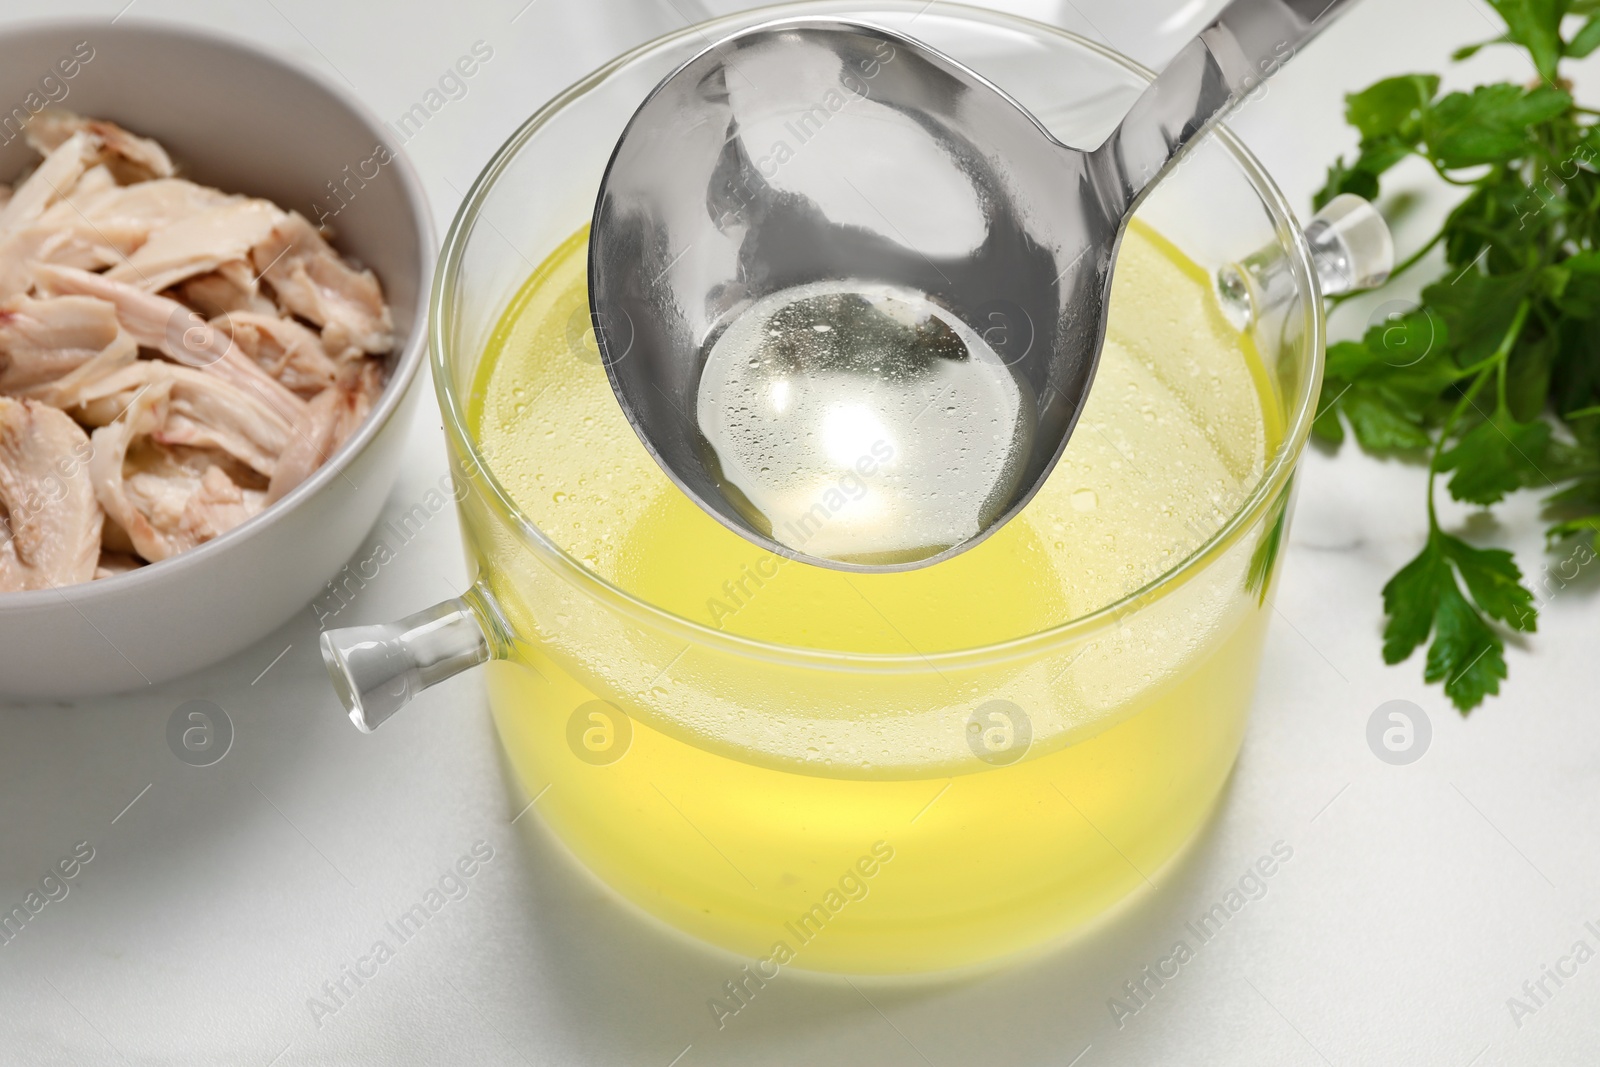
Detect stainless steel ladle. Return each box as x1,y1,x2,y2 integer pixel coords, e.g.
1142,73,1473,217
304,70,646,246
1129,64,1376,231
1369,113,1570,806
319,4,1396,731
590,0,1364,572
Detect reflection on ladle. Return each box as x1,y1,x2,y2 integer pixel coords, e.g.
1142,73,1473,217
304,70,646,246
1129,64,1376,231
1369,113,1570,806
696,280,1027,565
589,0,1362,572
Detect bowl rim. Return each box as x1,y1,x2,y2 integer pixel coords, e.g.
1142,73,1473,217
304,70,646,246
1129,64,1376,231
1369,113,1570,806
433,0,1325,672
0,16,436,610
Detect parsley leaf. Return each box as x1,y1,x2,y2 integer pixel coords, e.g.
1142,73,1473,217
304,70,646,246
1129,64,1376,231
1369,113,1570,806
1381,532,1531,711
1437,412,1551,504
1425,579,1509,709
1347,74,1440,141
1440,533,1538,631
1486,0,1568,83
1425,85,1572,170
1568,14,1600,57
1381,539,1447,665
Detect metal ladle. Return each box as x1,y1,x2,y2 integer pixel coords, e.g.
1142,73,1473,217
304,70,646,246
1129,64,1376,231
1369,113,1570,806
319,1,1396,731
590,0,1370,572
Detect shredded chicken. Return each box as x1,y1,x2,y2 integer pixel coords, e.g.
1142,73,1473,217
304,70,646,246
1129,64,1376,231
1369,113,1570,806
90,378,269,562
268,360,381,502
0,110,393,588
0,130,100,236
96,446,269,563
0,294,122,393
0,174,235,300
66,360,291,477
25,111,175,183
34,264,309,426
73,178,230,251
106,198,284,293
177,260,277,319
0,396,103,590
23,329,139,411
252,212,394,355
217,311,338,396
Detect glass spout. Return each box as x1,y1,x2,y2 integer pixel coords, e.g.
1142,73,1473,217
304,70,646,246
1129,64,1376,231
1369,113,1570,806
1217,193,1393,327
320,596,490,731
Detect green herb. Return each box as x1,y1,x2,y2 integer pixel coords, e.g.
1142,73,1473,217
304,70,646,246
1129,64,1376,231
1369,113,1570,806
1312,0,1600,711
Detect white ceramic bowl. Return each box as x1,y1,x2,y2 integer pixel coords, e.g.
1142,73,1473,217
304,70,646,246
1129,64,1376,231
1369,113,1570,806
0,20,433,699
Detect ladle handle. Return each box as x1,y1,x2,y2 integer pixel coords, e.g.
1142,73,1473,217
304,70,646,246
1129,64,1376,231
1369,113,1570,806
320,592,494,732
1096,0,1360,215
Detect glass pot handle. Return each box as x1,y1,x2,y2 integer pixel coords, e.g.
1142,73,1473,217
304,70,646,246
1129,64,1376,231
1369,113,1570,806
320,592,493,732
1217,193,1394,324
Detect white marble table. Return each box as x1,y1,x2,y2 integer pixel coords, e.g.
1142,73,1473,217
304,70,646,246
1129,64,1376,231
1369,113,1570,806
2,1,1596,1063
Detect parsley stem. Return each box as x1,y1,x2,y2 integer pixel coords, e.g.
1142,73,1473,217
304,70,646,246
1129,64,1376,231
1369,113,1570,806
1425,300,1529,527
1326,232,1446,309
1386,230,1445,285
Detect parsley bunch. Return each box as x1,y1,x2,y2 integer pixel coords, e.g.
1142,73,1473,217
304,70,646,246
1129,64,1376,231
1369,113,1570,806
1311,0,1600,710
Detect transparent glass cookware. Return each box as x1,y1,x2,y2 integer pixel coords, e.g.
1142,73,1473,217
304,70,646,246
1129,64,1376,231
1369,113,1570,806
320,2,1387,974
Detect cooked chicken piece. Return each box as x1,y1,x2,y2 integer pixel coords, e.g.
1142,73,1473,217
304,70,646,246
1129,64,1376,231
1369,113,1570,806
3,167,125,284
61,361,161,428
77,178,229,251
64,359,290,477
89,380,169,560
94,549,143,580
26,111,175,183
266,381,340,504
0,131,99,236
0,134,110,297
252,212,393,354
176,260,276,319
0,294,122,393
155,365,292,477
106,198,284,293
33,264,308,426
0,171,221,298
91,382,267,562
268,360,382,502
22,330,138,411
217,311,338,396
178,462,266,545
0,396,103,591
33,163,118,221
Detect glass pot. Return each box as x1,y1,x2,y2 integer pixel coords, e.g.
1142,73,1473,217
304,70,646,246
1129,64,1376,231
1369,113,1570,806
322,1,1388,974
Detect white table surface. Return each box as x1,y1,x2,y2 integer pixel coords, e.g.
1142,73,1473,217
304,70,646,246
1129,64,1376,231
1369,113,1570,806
2,1,1596,1064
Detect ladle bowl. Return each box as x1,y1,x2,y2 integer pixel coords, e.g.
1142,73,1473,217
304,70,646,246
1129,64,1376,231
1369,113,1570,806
589,1,1362,571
